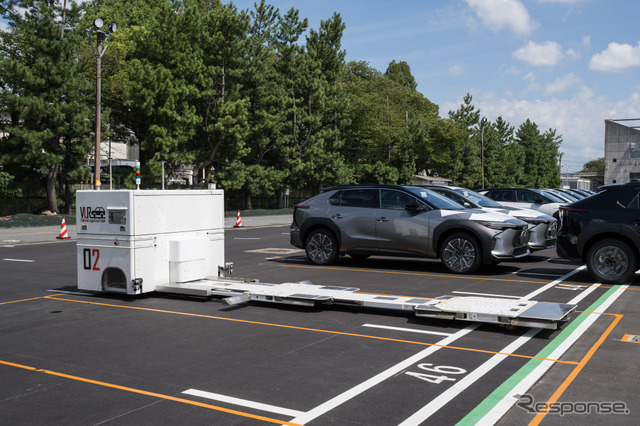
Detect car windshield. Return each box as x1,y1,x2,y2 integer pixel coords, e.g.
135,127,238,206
451,188,501,208
405,187,466,210
530,188,564,203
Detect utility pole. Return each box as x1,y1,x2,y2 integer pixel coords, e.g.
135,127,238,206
86,19,117,190
480,117,488,189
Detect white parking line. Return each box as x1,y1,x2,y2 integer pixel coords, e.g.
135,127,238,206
398,328,541,425
182,388,304,417
475,283,624,425
2,258,35,263
362,323,453,337
288,324,479,425
399,276,604,425
522,266,586,300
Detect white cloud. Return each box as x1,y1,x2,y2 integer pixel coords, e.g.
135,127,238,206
504,66,521,76
546,73,580,94
513,41,566,66
523,72,539,91
582,35,591,49
449,64,464,75
564,48,579,60
589,42,640,72
465,0,536,36
443,88,640,171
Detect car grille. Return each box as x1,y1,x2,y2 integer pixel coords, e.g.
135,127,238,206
513,245,529,256
513,229,530,247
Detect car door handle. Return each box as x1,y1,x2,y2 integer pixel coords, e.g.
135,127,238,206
377,217,389,222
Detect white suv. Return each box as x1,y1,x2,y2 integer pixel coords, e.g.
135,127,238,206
477,188,565,217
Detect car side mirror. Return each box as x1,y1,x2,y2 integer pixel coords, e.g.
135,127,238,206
534,198,545,204
405,204,426,212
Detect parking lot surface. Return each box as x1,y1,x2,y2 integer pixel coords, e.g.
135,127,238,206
1,220,639,425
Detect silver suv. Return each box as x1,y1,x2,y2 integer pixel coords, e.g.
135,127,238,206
423,185,557,251
290,185,530,274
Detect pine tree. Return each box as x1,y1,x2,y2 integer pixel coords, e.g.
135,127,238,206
0,0,93,213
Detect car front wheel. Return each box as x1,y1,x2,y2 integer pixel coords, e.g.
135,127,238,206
586,239,637,284
305,228,339,265
440,232,482,274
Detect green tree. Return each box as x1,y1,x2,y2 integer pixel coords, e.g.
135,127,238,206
343,60,437,184
581,157,604,173
515,119,562,187
0,171,20,198
384,60,417,91
447,93,481,187
0,0,93,213
110,0,250,186
484,116,522,187
304,12,351,189
221,0,288,207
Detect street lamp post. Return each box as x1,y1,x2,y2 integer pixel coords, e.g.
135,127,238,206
86,19,116,190
480,117,487,189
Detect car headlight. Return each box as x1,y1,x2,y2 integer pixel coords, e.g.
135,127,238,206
515,216,548,225
473,220,519,230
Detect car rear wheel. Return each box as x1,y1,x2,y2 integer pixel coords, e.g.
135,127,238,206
305,228,339,265
440,233,482,274
586,239,636,284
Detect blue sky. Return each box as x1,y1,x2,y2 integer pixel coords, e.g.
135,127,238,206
229,0,640,172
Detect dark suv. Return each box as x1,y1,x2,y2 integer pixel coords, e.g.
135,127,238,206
290,185,530,274
556,181,640,283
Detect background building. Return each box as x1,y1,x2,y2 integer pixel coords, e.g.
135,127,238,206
604,119,640,185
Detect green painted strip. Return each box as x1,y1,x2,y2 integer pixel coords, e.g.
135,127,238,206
457,285,621,425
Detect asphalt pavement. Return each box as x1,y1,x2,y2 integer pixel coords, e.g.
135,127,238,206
2,214,639,424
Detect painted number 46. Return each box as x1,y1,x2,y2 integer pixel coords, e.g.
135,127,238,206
406,363,466,384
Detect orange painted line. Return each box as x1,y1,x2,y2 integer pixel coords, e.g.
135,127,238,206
48,296,576,364
0,296,49,305
0,360,301,425
529,313,623,425
0,359,38,370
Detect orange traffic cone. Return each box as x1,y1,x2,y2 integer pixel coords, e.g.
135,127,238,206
56,217,70,240
234,210,244,228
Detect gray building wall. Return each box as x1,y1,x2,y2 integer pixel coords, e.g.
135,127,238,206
604,119,640,185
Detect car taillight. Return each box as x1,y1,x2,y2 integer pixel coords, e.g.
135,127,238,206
293,204,310,209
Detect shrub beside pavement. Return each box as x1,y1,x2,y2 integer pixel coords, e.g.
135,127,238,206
0,213,76,229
